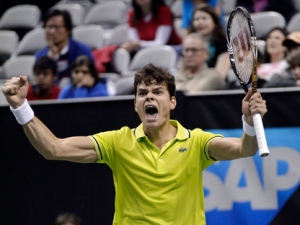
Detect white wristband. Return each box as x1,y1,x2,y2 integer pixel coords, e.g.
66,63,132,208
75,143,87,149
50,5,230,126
10,99,34,125
242,115,256,136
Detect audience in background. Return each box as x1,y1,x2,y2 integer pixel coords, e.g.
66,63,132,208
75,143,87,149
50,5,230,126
55,212,82,225
58,56,116,99
257,27,289,85
282,31,300,54
181,0,225,37
263,46,300,88
175,32,224,92
188,4,230,80
235,0,296,23
120,0,181,58
35,9,94,87
27,56,61,101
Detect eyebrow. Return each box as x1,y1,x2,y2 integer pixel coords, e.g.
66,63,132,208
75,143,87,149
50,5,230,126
137,86,164,92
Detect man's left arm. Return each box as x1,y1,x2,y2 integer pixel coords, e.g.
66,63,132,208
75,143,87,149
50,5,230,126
208,88,267,160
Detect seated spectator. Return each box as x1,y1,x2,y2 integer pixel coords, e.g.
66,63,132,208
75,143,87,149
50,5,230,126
58,56,116,99
175,33,224,92
282,31,300,54
120,0,181,58
188,4,230,80
27,56,61,101
181,0,225,37
263,46,300,88
35,9,94,87
235,0,296,23
55,212,82,225
257,27,289,83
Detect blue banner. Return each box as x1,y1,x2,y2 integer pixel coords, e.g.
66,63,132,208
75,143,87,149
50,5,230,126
204,127,300,225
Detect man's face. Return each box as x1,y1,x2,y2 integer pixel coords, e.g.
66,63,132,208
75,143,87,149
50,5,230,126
34,69,56,91
182,37,208,70
134,82,176,130
45,15,69,46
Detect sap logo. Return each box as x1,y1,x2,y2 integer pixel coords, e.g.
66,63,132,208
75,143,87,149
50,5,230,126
203,147,300,211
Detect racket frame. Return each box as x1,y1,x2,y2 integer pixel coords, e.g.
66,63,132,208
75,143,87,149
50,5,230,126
226,6,270,157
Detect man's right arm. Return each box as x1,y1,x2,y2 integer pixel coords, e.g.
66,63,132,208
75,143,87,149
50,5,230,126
1,76,98,163
23,117,97,163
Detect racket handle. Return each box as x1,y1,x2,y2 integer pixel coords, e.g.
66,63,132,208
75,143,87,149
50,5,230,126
253,113,270,157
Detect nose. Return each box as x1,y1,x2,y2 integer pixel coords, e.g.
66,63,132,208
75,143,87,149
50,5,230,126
146,92,154,101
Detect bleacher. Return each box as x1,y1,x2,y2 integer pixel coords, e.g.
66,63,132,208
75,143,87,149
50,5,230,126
0,0,299,102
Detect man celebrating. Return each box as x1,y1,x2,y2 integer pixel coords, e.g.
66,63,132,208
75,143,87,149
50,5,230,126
1,64,267,224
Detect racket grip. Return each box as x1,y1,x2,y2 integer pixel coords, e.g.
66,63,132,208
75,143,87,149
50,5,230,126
253,113,270,157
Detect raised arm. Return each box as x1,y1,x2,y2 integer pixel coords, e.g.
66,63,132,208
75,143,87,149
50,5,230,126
1,76,97,163
208,88,267,160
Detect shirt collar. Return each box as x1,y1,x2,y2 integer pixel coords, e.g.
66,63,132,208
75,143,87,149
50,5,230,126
135,120,190,141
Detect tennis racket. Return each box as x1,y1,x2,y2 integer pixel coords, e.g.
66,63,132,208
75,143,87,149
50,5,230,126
226,6,269,157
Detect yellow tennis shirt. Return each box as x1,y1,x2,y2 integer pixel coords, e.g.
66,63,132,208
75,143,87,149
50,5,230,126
89,120,223,225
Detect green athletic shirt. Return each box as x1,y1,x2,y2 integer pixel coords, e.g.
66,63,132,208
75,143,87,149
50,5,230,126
89,120,223,225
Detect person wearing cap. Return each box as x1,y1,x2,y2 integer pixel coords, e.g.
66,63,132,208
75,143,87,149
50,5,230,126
263,46,300,88
282,31,300,53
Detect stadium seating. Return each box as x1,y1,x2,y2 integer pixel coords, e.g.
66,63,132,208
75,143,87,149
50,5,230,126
287,12,300,33
2,55,35,81
0,5,41,40
73,25,104,50
0,30,19,66
15,28,46,56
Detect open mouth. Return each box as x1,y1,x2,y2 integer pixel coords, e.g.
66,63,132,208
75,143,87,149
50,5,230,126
145,105,158,119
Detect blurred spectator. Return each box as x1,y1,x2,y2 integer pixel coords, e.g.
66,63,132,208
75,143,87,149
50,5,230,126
35,9,94,87
58,56,116,99
263,46,300,88
55,212,82,225
235,0,296,23
282,31,300,54
188,4,230,80
175,32,224,92
181,0,225,37
120,0,181,58
27,56,61,101
257,27,289,84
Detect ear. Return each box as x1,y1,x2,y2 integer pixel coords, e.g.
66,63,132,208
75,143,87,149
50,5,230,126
170,96,177,110
134,99,137,112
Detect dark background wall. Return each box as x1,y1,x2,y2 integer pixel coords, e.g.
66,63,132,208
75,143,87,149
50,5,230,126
1,88,300,225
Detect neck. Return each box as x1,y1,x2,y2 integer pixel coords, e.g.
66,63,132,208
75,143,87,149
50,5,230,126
141,4,151,17
56,39,69,52
270,52,285,63
187,64,204,75
36,87,51,96
144,122,177,150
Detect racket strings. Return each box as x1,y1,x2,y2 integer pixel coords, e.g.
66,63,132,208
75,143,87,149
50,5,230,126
229,12,253,84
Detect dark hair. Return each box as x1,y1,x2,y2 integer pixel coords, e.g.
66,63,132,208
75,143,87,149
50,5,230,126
44,9,73,36
132,0,166,24
188,4,225,42
286,46,300,68
262,27,289,63
134,63,176,98
71,55,102,84
55,212,82,225
33,56,57,75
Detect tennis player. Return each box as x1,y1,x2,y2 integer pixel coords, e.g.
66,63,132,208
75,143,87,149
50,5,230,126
1,63,267,224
